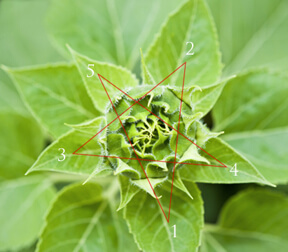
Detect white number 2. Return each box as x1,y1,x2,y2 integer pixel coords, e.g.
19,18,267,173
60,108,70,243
186,42,194,55
87,64,94,77
172,225,176,238
230,163,238,176
58,148,66,162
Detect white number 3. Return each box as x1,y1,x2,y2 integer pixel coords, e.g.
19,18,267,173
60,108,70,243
58,148,66,162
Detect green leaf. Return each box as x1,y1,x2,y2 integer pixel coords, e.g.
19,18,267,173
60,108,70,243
124,180,203,252
201,225,288,252
213,70,288,133
47,0,187,69
37,182,138,252
207,0,288,75
131,176,168,198
179,137,273,186
70,49,139,113
170,78,227,117
4,63,100,138
0,176,56,251
0,111,44,180
26,117,111,177
223,128,288,184
141,49,156,85
0,80,27,114
0,0,62,68
201,189,288,251
218,189,288,239
145,0,222,88
117,175,140,211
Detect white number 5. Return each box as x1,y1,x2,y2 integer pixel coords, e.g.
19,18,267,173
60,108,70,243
87,64,94,77
186,42,194,55
58,148,65,162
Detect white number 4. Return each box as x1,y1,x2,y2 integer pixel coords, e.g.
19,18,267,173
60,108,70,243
230,163,238,176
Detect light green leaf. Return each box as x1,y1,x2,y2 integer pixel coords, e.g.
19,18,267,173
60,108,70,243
201,225,288,252
170,78,226,117
131,176,168,198
70,49,139,113
179,144,210,164
223,128,288,184
141,49,156,85
26,117,111,177
124,180,204,252
0,0,62,69
117,175,140,211
213,70,288,133
207,0,288,75
179,137,273,186
145,0,222,87
0,111,44,180
172,172,193,200
0,80,27,114
0,176,56,251
4,63,100,138
37,182,138,252
47,0,186,69
201,189,288,251
219,189,288,239
114,159,140,179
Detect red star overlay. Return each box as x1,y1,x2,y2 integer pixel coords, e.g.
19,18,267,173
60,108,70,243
73,62,226,222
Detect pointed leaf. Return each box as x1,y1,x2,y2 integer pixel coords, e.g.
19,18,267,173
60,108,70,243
71,49,138,113
145,0,222,87
124,180,204,252
4,64,100,138
27,117,111,177
131,177,168,198
223,128,288,184
213,70,288,133
180,137,273,186
118,175,140,211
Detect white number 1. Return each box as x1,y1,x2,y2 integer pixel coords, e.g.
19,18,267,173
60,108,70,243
172,225,176,238
230,163,238,176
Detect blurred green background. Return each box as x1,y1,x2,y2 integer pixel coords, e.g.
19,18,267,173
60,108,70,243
0,1,288,249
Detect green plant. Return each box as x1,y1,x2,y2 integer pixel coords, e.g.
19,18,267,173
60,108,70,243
1,0,288,251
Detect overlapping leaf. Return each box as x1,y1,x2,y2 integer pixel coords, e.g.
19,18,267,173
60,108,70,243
145,0,222,87
47,0,187,69
71,49,139,113
26,117,112,178
207,0,288,75
4,63,100,138
0,176,56,251
201,189,288,251
124,180,203,252
0,112,44,180
37,182,138,252
179,137,273,186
